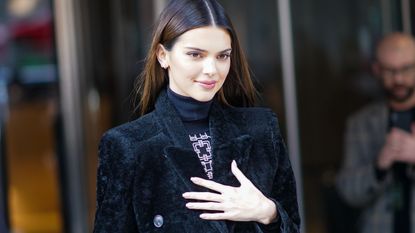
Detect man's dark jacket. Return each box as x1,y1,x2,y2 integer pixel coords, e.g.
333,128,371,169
93,90,300,233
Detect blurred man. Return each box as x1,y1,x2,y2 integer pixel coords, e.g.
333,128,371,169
336,32,415,233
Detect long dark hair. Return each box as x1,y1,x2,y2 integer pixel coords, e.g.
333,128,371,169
135,0,257,116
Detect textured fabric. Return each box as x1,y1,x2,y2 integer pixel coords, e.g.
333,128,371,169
336,102,415,233
93,89,300,233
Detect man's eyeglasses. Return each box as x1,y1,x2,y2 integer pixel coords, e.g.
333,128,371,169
379,63,415,78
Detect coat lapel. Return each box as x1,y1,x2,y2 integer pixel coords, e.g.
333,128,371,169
162,146,207,190
209,101,253,186
154,90,192,150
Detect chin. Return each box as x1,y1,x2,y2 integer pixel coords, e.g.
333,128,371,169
192,93,215,102
391,94,411,103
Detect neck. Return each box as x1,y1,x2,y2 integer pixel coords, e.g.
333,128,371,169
167,87,213,121
389,93,415,111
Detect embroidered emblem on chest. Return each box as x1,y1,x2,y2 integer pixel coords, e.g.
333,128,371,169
189,133,213,179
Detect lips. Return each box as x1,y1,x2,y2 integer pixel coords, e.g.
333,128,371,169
196,80,217,89
393,86,408,94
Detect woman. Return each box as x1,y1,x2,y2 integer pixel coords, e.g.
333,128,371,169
93,0,300,232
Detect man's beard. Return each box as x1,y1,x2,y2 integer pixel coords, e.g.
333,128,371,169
385,84,415,102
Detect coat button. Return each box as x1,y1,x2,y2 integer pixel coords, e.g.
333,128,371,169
153,215,164,228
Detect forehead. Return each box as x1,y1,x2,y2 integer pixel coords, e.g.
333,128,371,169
174,26,231,51
378,38,415,66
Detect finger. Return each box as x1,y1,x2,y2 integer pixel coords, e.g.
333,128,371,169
386,132,403,149
386,132,396,143
190,177,228,193
388,140,400,150
186,202,224,211
393,128,411,138
412,123,415,138
390,127,406,133
199,212,230,220
389,128,401,141
182,192,223,202
394,155,411,164
231,160,250,185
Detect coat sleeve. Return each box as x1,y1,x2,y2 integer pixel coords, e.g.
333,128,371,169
336,115,391,207
259,113,301,233
93,132,139,233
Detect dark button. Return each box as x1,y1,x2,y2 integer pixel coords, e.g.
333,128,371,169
153,215,163,228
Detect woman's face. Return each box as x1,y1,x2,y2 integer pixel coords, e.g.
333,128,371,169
158,26,232,102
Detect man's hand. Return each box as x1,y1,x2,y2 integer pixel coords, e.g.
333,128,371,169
377,124,415,170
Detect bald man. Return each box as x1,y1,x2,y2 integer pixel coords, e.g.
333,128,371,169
336,32,415,233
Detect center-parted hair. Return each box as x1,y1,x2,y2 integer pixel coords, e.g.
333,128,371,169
135,0,257,116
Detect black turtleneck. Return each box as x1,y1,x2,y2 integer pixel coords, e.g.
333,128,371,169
167,87,214,180
167,87,213,121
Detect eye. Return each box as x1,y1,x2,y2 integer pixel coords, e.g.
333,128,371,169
217,53,231,61
402,64,415,73
187,52,203,59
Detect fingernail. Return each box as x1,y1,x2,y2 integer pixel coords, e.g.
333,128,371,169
182,193,188,197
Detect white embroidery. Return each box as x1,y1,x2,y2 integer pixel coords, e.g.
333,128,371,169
190,133,213,179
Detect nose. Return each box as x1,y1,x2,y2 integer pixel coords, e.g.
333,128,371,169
203,58,217,77
392,72,405,84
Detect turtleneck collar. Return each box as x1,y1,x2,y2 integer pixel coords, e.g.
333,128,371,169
167,87,213,122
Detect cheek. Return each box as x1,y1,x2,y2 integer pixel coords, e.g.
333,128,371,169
382,78,393,88
185,64,203,78
218,62,231,80
170,57,201,80
407,78,415,85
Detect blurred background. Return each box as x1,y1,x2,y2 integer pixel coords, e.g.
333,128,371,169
0,0,413,232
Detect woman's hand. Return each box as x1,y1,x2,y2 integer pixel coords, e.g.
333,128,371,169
182,160,277,224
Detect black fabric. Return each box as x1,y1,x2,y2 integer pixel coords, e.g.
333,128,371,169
93,89,300,233
167,87,213,121
374,166,388,181
392,163,410,233
388,108,415,233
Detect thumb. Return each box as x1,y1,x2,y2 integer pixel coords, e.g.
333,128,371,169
231,160,250,185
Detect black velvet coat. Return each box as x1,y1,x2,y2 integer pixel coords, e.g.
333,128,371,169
93,90,300,233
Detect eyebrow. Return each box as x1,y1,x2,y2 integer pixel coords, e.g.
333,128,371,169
184,47,232,53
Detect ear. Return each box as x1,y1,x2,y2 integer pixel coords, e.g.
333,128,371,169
157,44,169,69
